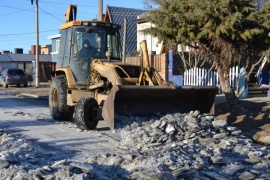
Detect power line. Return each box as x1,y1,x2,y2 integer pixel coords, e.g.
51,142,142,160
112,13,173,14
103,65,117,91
0,1,98,23
0,30,58,37
0,10,22,16
39,0,98,8
39,6,63,22
0,4,34,12
0,37,50,40
38,0,98,18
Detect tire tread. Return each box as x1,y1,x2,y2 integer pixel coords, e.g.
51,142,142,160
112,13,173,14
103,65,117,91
49,75,74,121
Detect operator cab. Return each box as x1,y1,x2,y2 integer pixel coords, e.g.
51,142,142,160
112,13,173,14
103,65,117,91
73,24,121,60
58,21,122,83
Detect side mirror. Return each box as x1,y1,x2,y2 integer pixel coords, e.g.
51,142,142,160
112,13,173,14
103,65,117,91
106,51,112,62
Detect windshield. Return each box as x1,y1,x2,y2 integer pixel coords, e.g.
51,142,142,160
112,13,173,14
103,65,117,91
73,27,121,60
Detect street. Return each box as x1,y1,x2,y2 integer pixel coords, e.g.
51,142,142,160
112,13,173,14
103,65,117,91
1,87,270,179
0,90,122,161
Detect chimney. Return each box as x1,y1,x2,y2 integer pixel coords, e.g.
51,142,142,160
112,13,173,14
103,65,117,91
14,48,23,54
2,50,10,54
31,45,41,54
31,45,35,54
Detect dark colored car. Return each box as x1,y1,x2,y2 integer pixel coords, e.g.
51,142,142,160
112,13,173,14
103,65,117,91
0,68,28,88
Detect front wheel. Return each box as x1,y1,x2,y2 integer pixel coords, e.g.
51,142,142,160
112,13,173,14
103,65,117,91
49,75,74,121
75,97,99,130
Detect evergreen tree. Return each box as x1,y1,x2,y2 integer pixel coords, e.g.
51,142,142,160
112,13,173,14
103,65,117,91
143,0,270,111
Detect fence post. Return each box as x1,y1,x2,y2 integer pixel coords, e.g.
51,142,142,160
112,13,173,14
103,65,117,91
267,70,270,97
229,67,232,88
188,69,190,85
210,71,213,86
187,69,190,86
196,68,198,86
198,67,200,86
184,70,186,85
236,66,239,89
203,69,206,86
192,68,194,86
183,66,237,95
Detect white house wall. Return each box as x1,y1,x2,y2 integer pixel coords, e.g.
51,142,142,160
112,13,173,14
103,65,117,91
48,34,61,62
137,22,162,55
137,22,192,55
17,62,33,74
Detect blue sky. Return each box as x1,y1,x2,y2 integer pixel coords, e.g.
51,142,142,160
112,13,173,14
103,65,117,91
0,0,149,54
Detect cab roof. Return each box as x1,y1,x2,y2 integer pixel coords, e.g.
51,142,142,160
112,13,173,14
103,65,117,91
60,20,121,30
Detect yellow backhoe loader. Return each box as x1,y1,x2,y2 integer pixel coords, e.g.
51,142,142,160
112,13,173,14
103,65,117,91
49,5,218,130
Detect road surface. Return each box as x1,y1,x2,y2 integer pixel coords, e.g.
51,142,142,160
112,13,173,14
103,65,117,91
0,90,122,162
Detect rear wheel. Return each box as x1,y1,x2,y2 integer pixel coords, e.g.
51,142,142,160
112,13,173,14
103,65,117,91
16,84,20,87
49,75,74,121
24,83,27,87
75,97,99,130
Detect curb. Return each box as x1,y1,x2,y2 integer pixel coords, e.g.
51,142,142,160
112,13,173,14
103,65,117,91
20,93,40,98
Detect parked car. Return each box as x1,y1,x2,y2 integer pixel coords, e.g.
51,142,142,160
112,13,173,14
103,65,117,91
0,68,28,88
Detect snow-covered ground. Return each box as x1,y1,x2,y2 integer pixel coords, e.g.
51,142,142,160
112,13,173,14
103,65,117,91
0,90,270,179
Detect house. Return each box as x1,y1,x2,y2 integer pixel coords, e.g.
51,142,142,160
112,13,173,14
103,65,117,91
135,11,194,55
41,45,52,55
0,53,55,82
47,6,146,59
104,6,146,56
0,45,55,82
30,45,52,55
135,12,164,55
47,34,61,62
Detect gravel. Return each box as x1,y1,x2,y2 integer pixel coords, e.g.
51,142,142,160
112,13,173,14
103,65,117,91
1,110,270,179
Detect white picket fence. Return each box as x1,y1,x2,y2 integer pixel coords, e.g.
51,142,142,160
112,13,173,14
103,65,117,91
184,66,240,93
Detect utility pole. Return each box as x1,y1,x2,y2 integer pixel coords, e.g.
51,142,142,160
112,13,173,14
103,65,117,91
31,0,39,88
122,17,127,63
98,0,103,21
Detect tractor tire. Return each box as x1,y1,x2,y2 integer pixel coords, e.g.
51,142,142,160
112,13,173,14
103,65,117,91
75,97,99,130
49,75,74,121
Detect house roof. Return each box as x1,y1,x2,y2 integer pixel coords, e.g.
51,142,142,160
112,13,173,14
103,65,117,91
0,55,10,62
47,34,61,40
135,11,149,23
0,54,52,62
104,6,146,56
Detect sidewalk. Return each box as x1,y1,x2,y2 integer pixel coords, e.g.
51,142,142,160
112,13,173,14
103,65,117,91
0,82,50,99
215,93,270,105
1,83,269,105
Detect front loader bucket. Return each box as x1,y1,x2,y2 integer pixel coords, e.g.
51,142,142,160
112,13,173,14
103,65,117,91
102,85,219,129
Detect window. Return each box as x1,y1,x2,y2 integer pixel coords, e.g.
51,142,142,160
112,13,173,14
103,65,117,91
73,27,121,59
